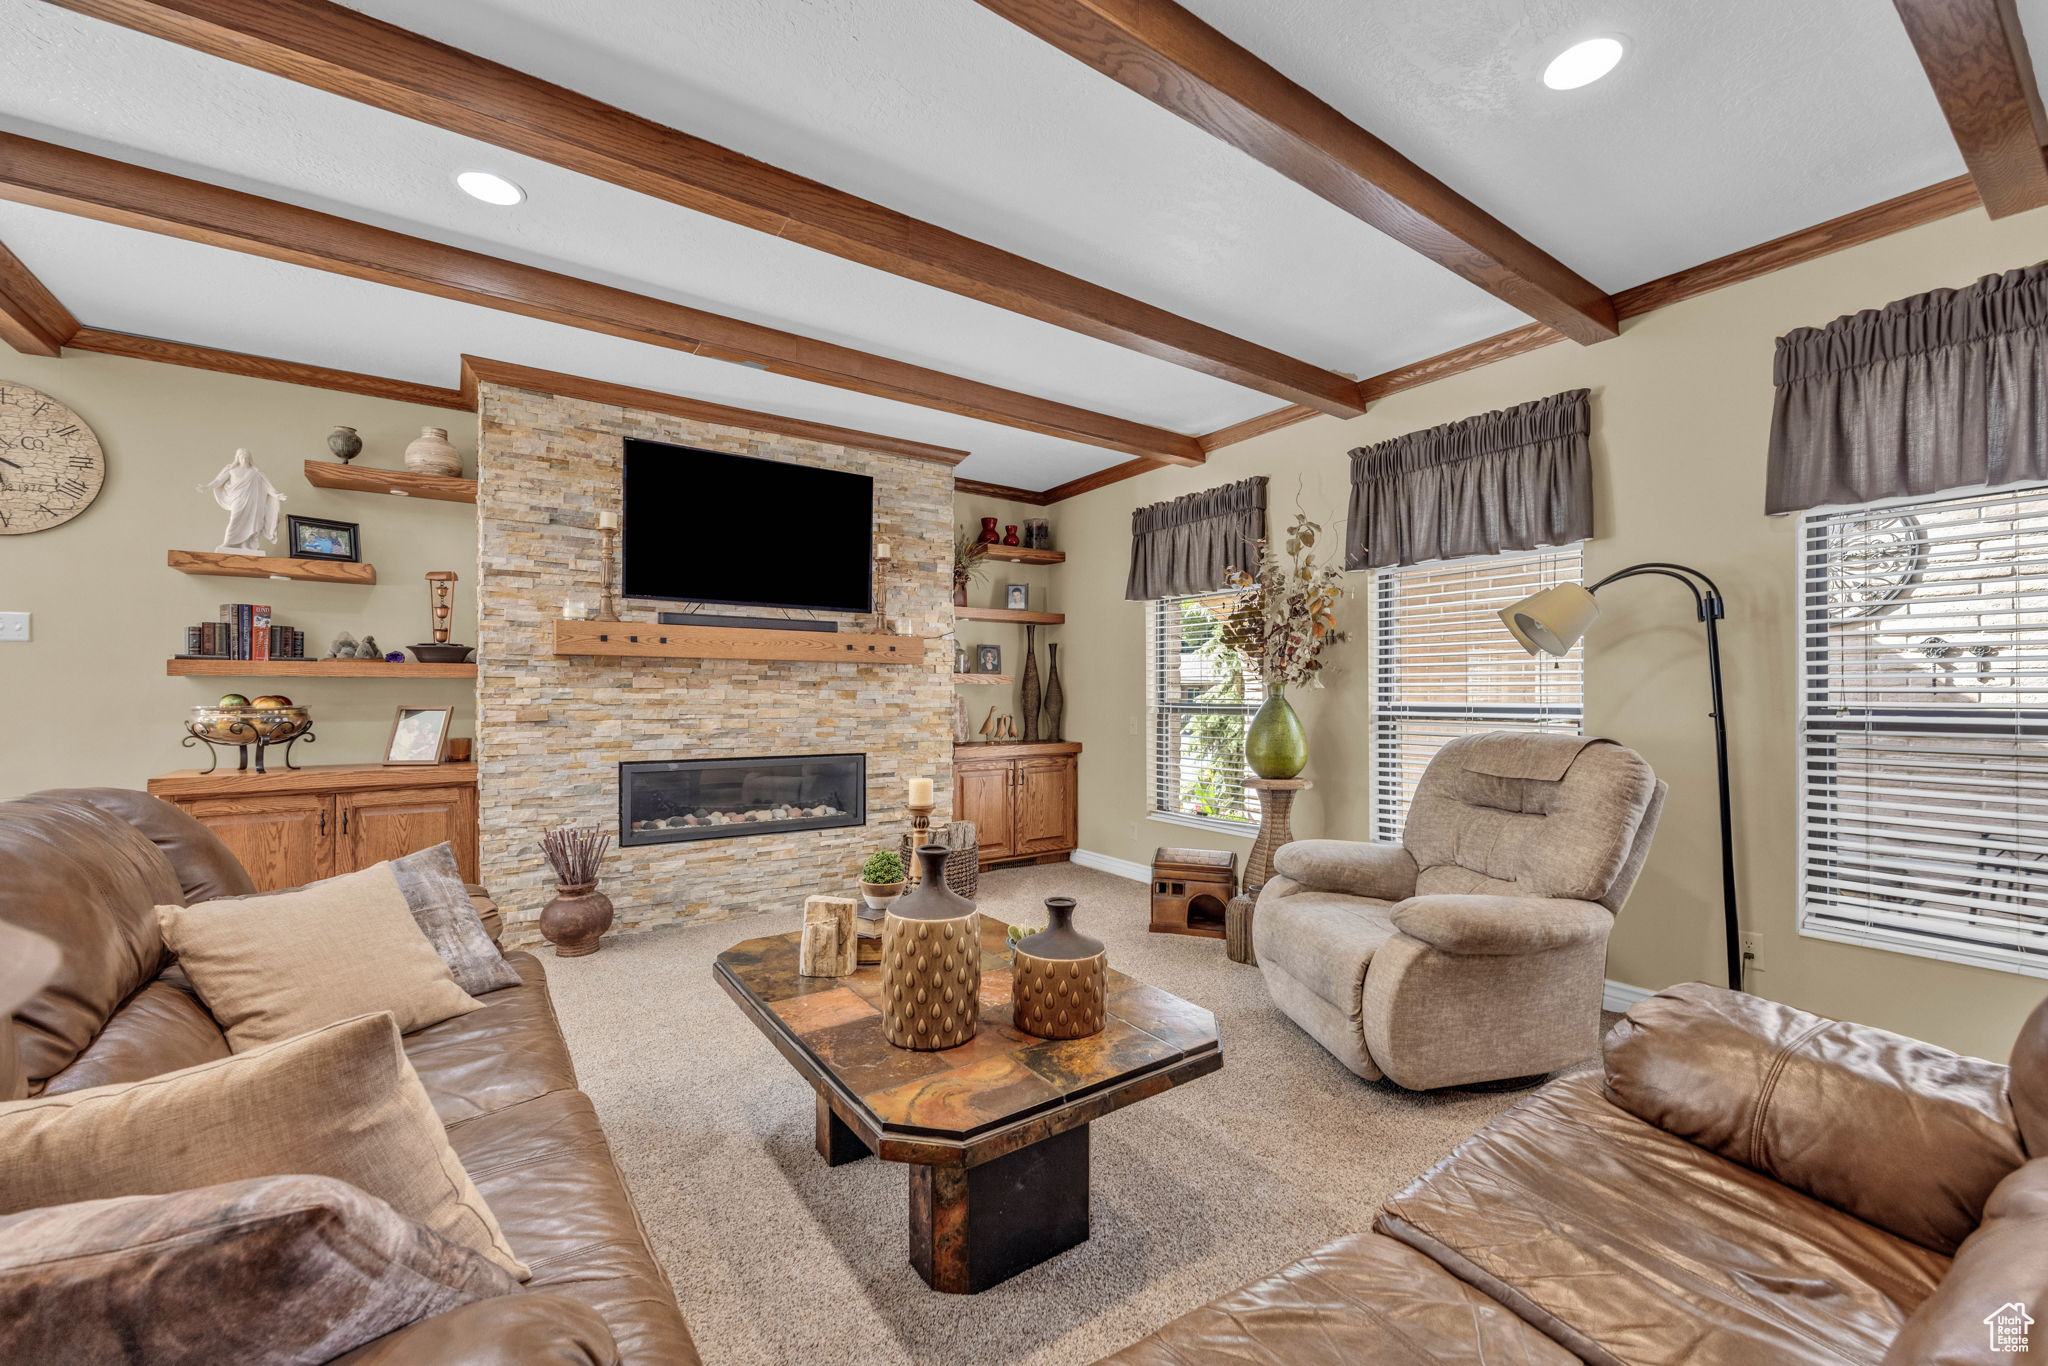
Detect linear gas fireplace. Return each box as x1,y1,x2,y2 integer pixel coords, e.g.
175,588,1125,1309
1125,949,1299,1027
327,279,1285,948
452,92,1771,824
620,754,865,846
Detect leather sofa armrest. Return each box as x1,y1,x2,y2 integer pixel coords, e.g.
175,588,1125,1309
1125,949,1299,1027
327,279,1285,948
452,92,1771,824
1604,982,2024,1255
1390,895,1610,956
464,884,504,948
323,1295,620,1366
1272,840,1417,901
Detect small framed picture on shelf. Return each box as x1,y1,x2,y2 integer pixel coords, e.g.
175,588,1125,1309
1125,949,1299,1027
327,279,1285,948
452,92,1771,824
1004,583,1029,611
287,515,360,562
383,705,454,766
976,644,1002,674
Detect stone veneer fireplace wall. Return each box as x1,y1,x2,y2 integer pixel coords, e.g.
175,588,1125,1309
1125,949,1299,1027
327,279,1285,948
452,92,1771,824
473,379,954,946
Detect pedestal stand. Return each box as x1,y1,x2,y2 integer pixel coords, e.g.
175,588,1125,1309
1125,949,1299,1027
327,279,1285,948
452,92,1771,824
1226,777,1311,965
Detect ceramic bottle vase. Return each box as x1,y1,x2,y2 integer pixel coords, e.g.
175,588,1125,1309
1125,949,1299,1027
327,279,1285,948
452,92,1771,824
326,425,362,464
1011,897,1106,1040
1246,684,1308,779
404,426,462,477
1019,624,1042,743
540,881,613,957
977,517,1001,545
880,845,982,1050
1041,643,1065,741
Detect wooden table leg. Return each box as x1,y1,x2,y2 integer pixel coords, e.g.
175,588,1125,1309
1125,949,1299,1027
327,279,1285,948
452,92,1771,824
816,1091,870,1166
908,1124,1090,1293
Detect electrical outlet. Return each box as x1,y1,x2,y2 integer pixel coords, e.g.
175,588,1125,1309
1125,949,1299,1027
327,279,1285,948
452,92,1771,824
1741,930,1764,976
0,612,28,642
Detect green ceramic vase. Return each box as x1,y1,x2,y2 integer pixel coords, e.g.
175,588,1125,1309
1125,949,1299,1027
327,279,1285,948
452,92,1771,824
1245,688,1307,779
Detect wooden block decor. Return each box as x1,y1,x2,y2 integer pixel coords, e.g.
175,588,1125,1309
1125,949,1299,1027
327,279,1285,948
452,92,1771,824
799,895,860,977
880,911,981,1050
1150,847,1237,939
1011,949,1107,1040
1225,895,1258,966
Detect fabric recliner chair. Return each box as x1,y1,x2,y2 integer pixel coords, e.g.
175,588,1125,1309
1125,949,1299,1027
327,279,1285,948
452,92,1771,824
1253,731,1665,1089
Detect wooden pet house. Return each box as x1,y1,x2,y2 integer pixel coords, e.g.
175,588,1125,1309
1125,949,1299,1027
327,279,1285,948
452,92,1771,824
1151,847,1237,939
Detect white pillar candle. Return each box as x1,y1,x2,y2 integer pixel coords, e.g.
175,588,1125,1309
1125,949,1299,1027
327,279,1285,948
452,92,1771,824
597,510,619,531
908,776,934,807
875,541,892,559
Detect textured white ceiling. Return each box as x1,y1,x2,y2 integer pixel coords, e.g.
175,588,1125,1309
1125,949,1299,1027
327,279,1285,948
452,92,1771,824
0,0,2013,489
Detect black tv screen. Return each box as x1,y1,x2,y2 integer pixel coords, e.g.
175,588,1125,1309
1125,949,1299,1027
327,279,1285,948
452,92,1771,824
620,439,873,613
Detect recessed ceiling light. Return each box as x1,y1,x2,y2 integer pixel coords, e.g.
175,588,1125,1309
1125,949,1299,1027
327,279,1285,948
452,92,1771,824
455,170,525,206
1542,37,1625,91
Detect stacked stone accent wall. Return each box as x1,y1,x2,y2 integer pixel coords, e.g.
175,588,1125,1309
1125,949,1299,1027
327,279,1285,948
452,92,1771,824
475,381,954,946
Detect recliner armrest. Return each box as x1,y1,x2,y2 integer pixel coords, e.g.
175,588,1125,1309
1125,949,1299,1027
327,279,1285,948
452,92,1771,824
1390,895,1611,956
324,1294,621,1366
1272,840,1417,901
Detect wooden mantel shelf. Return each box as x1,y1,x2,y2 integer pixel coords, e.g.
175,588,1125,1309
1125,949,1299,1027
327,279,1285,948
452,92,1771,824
304,460,478,504
169,549,376,585
147,761,478,799
552,619,925,665
167,658,476,678
955,606,1064,625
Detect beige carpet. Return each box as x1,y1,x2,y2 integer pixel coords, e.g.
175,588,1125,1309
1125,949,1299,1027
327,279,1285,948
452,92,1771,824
541,863,1550,1365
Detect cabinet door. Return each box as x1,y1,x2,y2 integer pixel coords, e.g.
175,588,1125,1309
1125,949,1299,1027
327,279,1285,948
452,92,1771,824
955,760,1016,862
175,794,332,892
338,785,477,878
1014,756,1077,855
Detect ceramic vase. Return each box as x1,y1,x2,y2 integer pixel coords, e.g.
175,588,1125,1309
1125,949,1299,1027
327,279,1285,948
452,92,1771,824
880,845,981,1050
540,881,613,957
953,580,969,606
404,426,462,477
1041,643,1065,741
1011,897,1106,1040
326,425,362,464
1003,525,1020,545
1020,624,1042,743
978,517,1000,545
1246,686,1308,778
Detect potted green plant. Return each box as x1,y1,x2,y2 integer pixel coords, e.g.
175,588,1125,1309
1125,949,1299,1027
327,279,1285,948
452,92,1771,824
1005,922,1039,955
858,847,908,911
1220,511,1349,779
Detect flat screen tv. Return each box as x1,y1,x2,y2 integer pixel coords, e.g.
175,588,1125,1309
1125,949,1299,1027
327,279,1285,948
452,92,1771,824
620,439,873,613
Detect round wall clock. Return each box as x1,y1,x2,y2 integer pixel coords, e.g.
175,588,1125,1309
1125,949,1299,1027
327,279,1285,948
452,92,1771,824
0,382,105,534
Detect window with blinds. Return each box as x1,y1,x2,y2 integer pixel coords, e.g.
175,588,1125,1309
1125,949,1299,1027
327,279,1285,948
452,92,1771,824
1799,486,2048,975
1150,591,1263,829
1372,546,1585,840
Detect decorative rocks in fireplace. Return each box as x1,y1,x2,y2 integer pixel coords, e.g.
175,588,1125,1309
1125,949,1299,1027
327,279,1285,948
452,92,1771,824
620,754,864,846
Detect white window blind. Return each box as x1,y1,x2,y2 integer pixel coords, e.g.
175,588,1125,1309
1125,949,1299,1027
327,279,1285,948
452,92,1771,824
1150,592,1263,828
1799,486,2048,975
1372,546,1585,840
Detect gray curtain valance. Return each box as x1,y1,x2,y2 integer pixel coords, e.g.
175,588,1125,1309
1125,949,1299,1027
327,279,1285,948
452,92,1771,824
1124,476,1267,600
1767,261,2048,515
1344,389,1592,570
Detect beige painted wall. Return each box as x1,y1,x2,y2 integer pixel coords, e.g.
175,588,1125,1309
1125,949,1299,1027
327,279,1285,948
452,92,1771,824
1049,201,2048,1060
952,490,1062,739
1,351,476,796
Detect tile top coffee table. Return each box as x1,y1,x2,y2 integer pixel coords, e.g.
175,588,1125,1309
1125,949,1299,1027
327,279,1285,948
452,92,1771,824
714,914,1222,1293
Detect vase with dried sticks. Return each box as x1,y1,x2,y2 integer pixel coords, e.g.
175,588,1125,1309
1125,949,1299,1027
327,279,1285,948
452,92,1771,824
539,825,614,957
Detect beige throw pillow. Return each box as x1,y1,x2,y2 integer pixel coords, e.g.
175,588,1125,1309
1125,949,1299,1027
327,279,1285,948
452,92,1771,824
159,863,481,1050
0,1012,527,1279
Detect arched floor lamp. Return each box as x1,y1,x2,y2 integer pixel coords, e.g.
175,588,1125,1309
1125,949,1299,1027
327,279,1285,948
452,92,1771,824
1498,563,1742,990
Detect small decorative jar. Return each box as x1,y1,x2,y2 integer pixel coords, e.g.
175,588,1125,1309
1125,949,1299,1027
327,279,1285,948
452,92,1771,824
1011,896,1106,1040
326,425,362,464
540,881,613,957
1003,525,1020,545
404,426,463,477
977,516,1000,544
880,845,981,1050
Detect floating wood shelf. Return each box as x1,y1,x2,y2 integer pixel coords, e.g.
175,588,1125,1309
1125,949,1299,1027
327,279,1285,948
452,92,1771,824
166,658,475,678
168,549,376,585
304,460,477,504
955,606,1064,625
552,619,924,666
979,544,1065,564
953,673,1013,684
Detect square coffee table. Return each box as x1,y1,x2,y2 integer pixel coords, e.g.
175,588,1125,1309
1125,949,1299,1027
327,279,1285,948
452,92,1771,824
715,914,1222,1293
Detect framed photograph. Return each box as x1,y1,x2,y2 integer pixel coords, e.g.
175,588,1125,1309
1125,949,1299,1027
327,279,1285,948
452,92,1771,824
976,644,1002,674
287,515,360,562
1004,583,1029,611
383,705,453,766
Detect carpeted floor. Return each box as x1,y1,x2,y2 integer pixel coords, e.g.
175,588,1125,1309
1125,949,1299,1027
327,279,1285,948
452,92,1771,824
541,863,1544,1366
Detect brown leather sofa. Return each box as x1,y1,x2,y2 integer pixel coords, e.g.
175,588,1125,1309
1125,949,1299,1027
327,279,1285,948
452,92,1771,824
1103,981,2048,1366
1,789,697,1366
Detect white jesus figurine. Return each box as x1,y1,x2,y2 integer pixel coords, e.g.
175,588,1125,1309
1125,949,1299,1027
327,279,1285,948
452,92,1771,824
202,448,286,555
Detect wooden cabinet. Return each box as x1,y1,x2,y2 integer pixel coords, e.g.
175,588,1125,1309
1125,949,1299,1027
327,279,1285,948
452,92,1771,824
952,743,1080,868
147,763,479,892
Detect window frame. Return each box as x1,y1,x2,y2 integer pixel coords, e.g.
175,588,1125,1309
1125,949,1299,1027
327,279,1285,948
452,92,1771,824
1147,590,1262,834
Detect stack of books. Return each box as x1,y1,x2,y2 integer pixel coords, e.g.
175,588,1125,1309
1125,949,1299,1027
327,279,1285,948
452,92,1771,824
178,604,308,661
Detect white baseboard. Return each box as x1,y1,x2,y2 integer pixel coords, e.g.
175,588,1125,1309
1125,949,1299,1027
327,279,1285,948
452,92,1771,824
1070,848,1151,883
1603,979,1657,1013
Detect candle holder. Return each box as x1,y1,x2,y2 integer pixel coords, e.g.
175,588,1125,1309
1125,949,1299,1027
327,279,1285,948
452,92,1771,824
596,523,620,622
900,796,936,884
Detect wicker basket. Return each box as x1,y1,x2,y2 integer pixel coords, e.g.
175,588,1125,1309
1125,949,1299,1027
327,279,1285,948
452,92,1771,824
902,821,979,900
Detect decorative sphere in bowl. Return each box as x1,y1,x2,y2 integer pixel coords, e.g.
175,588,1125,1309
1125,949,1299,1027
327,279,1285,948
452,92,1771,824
188,703,312,745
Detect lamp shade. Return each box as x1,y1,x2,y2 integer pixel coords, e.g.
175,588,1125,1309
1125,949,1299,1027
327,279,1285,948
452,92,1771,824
1499,582,1599,657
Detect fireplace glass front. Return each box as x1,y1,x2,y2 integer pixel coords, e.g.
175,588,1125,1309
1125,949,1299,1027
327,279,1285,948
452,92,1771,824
620,754,865,846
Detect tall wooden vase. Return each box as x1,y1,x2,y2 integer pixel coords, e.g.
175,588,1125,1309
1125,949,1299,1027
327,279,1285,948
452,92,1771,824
1041,643,1065,741
880,846,981,1050
1019,624,1042,743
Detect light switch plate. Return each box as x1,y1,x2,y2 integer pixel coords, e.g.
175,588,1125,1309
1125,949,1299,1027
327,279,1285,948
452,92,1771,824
0,612,28,642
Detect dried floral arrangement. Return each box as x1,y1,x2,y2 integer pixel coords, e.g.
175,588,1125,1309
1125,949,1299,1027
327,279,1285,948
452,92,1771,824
1219,510,1349,689
953,530,989,589
540,825,612,889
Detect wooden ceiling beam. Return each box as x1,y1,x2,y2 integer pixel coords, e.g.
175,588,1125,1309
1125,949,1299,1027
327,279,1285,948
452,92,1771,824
1894,0,2048,218
43,0,1365,418
0,132,1202,465
0,237,78,356
67,328,469,407
974,0,1618,345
